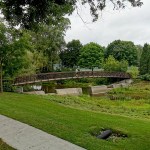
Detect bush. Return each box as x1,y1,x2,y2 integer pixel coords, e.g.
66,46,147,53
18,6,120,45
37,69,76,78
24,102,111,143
103,55,128,72
127,66,139,78
140,74,150,81
3,80,14,92
23,85,34,92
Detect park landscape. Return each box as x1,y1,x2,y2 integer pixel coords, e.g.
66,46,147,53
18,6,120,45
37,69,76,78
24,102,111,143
0,0,150,150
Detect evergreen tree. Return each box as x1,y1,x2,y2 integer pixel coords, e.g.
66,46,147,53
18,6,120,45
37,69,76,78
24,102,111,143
140,44,150,75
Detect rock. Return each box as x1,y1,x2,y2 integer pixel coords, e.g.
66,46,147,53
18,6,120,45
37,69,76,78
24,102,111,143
56,88,82,96
97,130,112,139
121,83,129,88
90,85,108,95
125,79,133,84
108,84,122,89
24,91,45,95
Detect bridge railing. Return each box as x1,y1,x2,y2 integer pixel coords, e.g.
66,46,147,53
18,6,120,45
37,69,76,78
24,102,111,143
14,71,131,85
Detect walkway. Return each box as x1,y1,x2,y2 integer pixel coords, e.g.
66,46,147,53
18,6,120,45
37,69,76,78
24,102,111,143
0,115,86,150
13,71,131,85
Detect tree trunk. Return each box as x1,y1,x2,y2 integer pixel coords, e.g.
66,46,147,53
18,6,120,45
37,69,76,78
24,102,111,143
0,63,3,93
92,68,94,75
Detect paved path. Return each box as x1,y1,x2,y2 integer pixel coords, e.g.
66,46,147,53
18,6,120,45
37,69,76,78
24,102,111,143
0,115,86,150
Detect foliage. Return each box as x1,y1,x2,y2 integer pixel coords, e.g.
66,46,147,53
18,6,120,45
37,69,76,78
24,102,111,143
0,23,31,92
78,42,104,71
140,43,150,75
60,40,83,68
103,55,128,72
3,32,32,77
140,74,150,81
18,50,48,75
30,19,70,72
0,0,143,29
127,66,139,78
136,45,143,66
105,40,138,66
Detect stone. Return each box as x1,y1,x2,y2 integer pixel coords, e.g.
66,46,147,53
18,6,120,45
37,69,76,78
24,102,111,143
90,85,108,95
108,84,122,89
56,88,82,96
24,91,45,95
125,79,133,84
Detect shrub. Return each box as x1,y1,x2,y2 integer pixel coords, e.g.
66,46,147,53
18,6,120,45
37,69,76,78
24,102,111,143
127,66,139,78
103,55,128,72
140,74,150,81
23,85,34,92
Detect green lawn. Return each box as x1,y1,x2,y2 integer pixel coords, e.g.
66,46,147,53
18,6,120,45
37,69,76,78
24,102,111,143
0,92,150,150
0,139,15,150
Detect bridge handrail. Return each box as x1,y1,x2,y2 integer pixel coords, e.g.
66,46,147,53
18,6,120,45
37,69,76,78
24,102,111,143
13,71,131,85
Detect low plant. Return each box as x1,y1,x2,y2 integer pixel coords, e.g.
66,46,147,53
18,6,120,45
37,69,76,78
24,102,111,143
127,66,139,78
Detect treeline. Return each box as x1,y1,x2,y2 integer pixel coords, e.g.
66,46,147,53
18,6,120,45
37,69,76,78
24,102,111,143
60,39,149,78
0,21,150,92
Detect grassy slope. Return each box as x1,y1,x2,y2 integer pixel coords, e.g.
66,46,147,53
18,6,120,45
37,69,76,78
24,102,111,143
0,139,15,150
43,80,150,120
0,93,150,150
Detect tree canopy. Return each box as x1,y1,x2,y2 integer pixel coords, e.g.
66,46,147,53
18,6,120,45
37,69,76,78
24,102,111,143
0,23,31,92
0,0,143,29
140,44,150,75
60,40,83,68
105,40,138,66
103,55,128,72
78,42,104,71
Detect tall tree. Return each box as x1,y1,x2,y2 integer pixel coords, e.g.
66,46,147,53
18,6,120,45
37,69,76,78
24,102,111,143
60,40,83,68
0,23,30,92
140,44,150,75
78,42,104,71
30,18,70,72
136,45,143,66
105,40,138,66
0,0,143,29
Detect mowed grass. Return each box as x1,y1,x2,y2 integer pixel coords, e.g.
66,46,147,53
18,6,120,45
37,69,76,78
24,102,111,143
0,93,150,150
0,139,15,150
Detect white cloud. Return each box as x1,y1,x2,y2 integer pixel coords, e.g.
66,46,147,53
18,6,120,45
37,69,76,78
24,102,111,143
65,0,150,46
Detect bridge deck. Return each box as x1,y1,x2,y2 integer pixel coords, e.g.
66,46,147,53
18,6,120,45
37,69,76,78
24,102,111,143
13,71,131,86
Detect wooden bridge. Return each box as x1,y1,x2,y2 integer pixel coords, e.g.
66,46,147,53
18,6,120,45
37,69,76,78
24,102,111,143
13,71,131,86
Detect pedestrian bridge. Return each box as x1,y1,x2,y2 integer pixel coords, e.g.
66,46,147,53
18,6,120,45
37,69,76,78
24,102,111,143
13,71,131,86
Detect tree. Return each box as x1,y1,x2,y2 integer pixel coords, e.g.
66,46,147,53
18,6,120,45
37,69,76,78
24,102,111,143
136,45,143,66
140,44,150,75
0,23,31,92
105,40,138,66
78,42,104,71
0,0,143,29
103,55,128,72
30,18,70,72
60,40,83,68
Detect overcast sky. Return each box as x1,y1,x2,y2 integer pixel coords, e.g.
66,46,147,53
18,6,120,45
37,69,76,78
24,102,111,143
65,0,150,47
